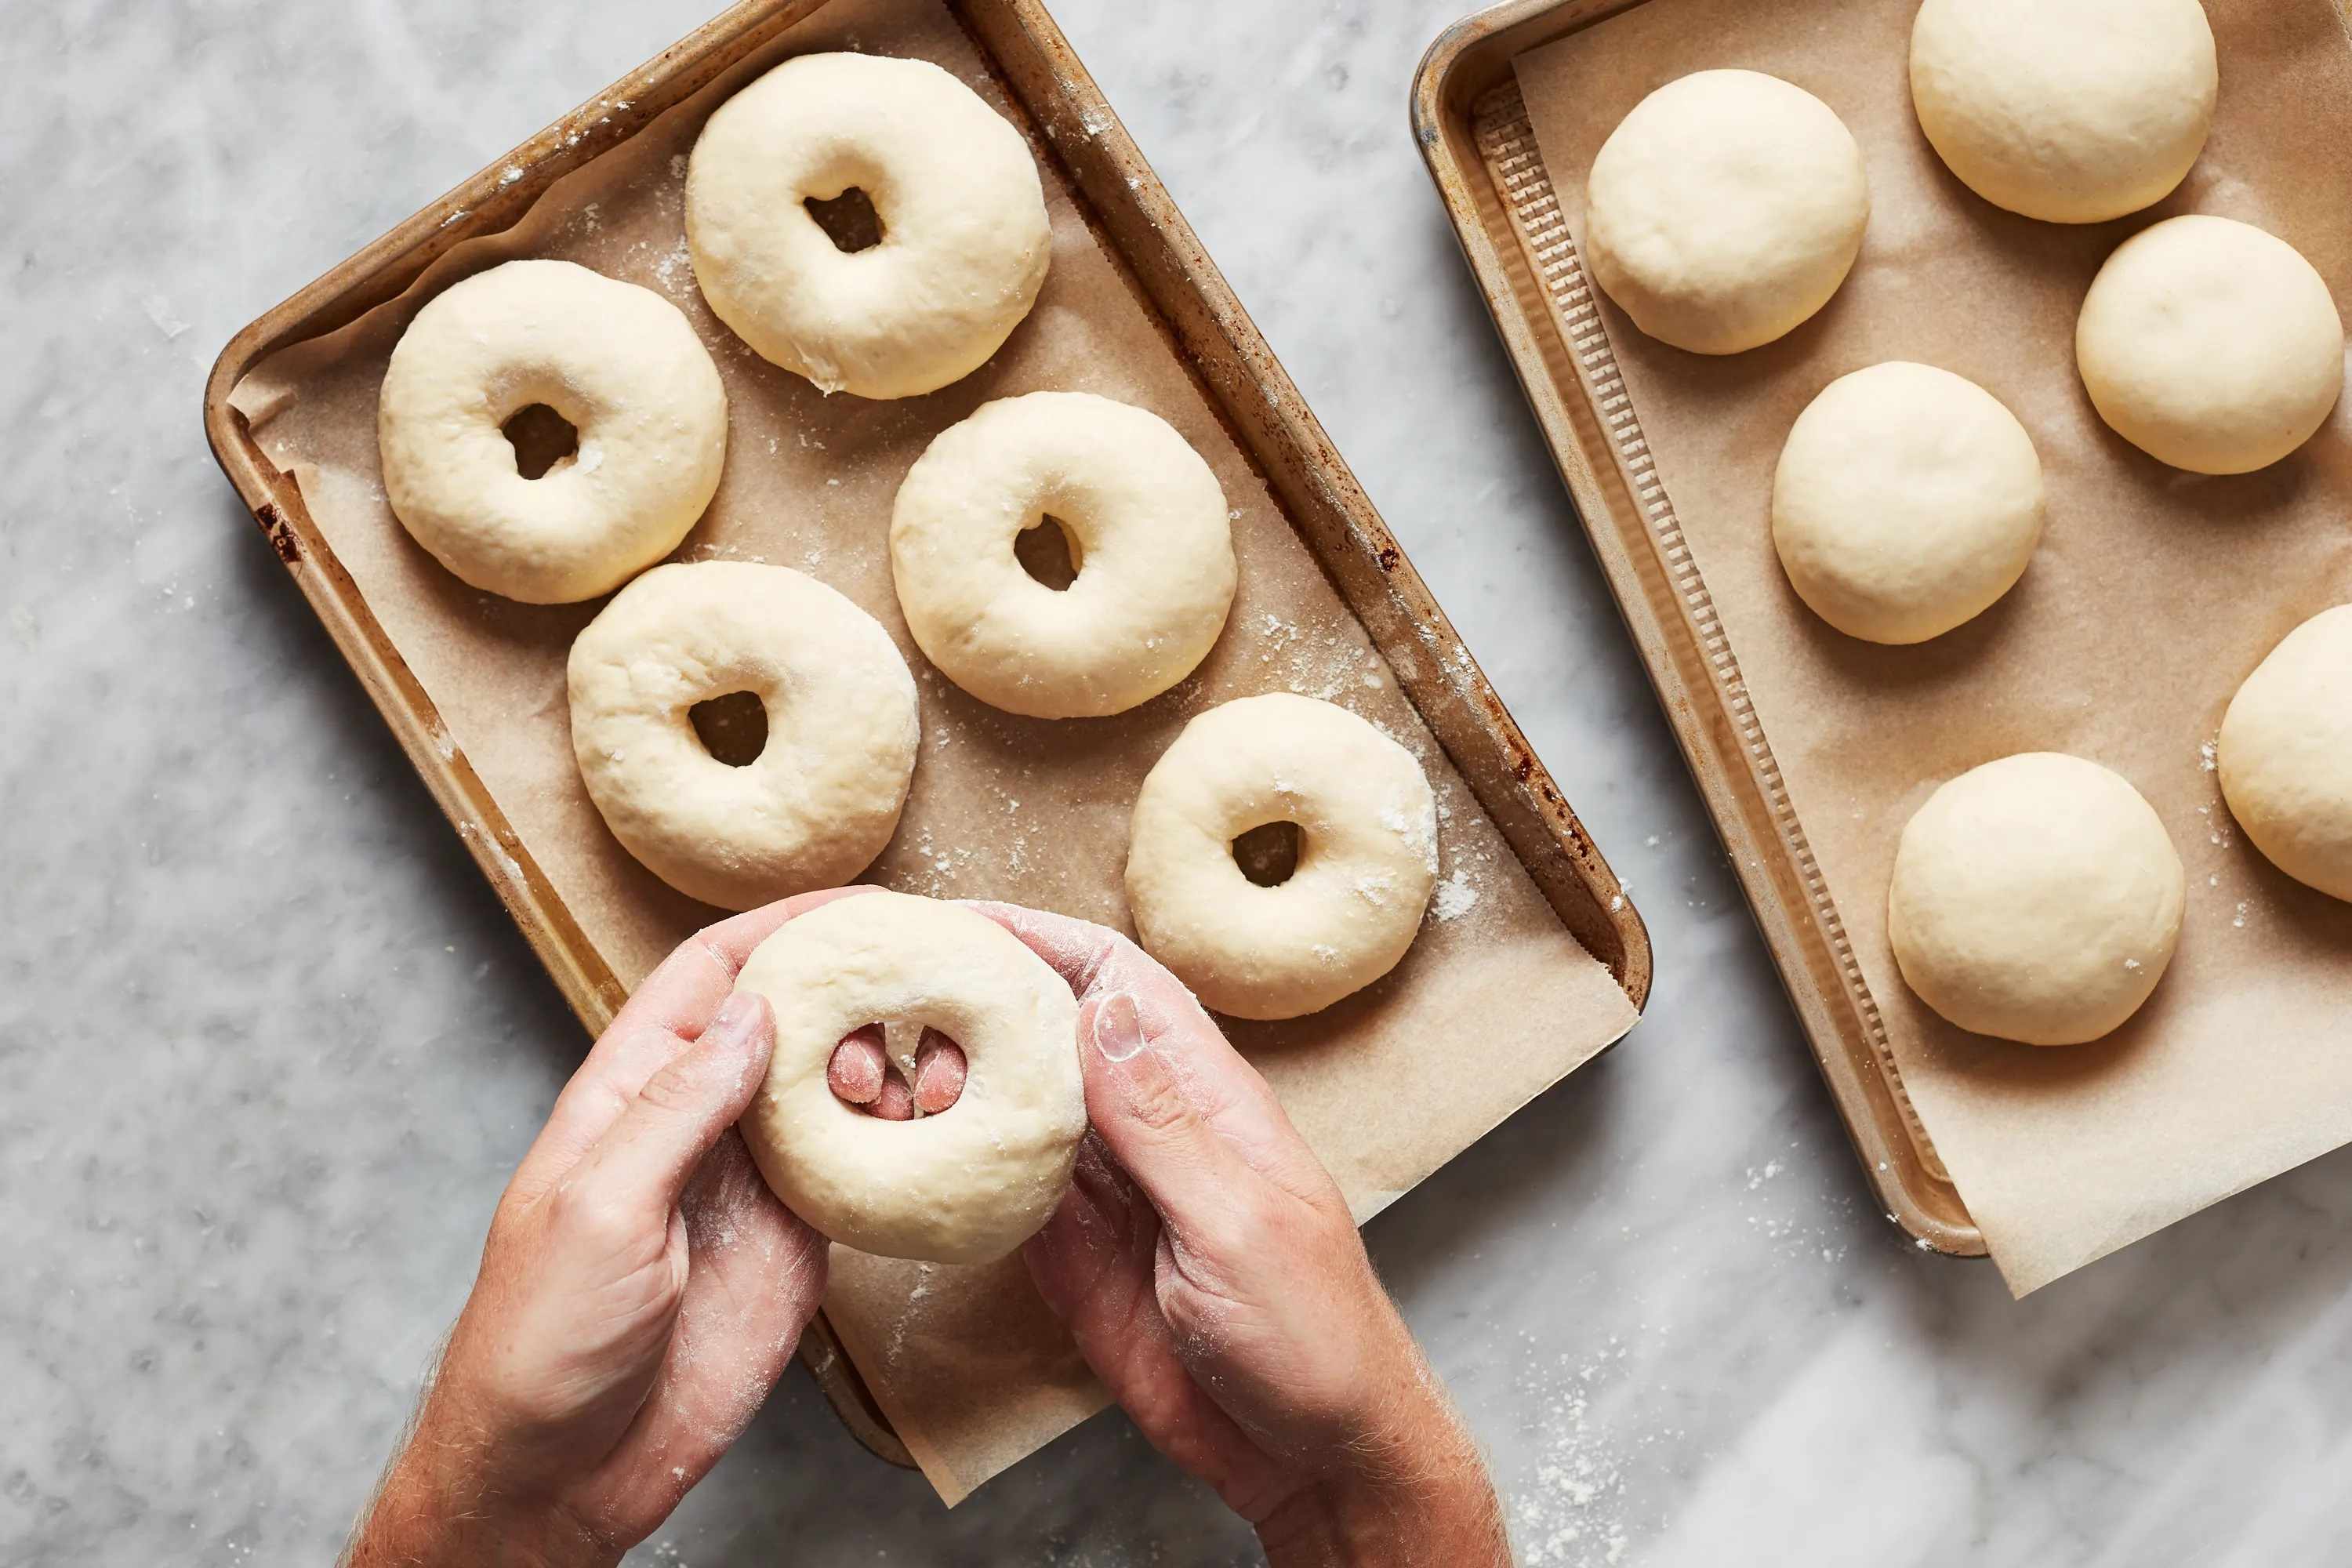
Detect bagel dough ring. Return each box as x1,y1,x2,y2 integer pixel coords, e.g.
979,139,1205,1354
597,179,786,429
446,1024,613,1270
568,561,918,910
734,891,1084,1264
1889,753,2185,1047
1772,361,2045,645
1584,70,1869,356
891,391,1237,718
2076,216,2344,475
378,259,728,604
2219,605,2352,902
1909,0,2216,225
685,52,1051,400
1126,693,1439,1021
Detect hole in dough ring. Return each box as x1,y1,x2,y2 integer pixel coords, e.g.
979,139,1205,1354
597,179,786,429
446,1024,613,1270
891,391,1238,719
1126,693,1439,1021
685,52,1052,400
378,259,728,604
567,561,919,911
734,891,1084,1265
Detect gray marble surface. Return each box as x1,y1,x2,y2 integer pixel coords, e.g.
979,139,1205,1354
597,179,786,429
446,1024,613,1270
7,2,2352,1563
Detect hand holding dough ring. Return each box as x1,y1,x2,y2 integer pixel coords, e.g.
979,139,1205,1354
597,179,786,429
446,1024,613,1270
891,391,1237,718
568,561,919,911
377,259,728,604
734,891,1084,1264
686,52,1052,400
1126,693,1439,1020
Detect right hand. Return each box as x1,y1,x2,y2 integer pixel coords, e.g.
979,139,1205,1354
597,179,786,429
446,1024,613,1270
968,903,1509,1566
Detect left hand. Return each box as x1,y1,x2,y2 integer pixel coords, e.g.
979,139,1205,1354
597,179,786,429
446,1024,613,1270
347,891,858,1568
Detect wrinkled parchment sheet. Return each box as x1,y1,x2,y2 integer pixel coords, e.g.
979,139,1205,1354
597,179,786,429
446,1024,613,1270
231,0,1639,1501
1517,0,2352,1296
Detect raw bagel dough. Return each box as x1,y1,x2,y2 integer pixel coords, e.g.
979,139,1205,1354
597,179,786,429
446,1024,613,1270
1773,361,2045,645
891,391,1237,718
1909,0,2217,225
2219,605,2352,902
1126,693,1438,1021
1889,753,2185,1047
378,259,727,604
734,891,1083,1264
1584,70,1869,356
685,52,1051,400
2075,216,2344,475
567,561,918,910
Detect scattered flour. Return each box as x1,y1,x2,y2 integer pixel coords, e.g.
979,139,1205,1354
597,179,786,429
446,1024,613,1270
1432,870,1481,922
1510,1335,1645,1566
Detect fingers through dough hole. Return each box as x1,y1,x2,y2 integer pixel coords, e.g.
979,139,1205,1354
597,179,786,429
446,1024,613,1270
826,1025,968,1120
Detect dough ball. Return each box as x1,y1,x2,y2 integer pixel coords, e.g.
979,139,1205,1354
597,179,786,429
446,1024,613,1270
2219,605,2352,902
734,891,1083,1264
1773,361,2045,645
686,52,1051,400
1889,753,2185,1046
1909,0,2217,224
1584,70,1869,355
2075,215,2344,474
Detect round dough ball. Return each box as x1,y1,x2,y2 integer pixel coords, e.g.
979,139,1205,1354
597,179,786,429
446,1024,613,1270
568,561,919,910
686,52,1051,400
378,259,727,604
1773,361,2045,645
891,391,1237,719
2076,215,2344,474
1909,0,2217,224
735,891,1083,1265
2219,605,2352,902
1584,70,1870,356
1889,753,2185,1047
1126,693,1438,1021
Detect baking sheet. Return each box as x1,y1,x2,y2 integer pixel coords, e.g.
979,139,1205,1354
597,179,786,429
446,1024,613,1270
1515,0,2352,1296
230,0,1638,1501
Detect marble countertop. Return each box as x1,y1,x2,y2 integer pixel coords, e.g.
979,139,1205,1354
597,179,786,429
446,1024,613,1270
9,1,2352,1563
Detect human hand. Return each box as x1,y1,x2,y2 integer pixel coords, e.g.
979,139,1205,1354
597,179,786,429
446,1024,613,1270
970,903,1508,1567
347,891,856,1568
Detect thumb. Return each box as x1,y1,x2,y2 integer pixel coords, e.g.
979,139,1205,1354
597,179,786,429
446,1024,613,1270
1078,991,1267,1259
572,990,776,1221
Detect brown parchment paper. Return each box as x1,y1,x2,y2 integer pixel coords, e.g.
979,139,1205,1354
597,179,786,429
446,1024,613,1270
230,0,1639,1503
1516,0,2352,1296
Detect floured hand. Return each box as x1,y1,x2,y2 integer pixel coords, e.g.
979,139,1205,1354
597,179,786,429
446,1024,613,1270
968,902,1509,1566
345,892,848,1568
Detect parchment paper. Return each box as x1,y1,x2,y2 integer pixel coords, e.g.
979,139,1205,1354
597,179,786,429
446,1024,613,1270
230,0,1639,1501
1517,0,2352,1296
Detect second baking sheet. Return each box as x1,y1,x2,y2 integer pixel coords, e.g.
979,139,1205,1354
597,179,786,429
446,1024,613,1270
1515,0,2352,1294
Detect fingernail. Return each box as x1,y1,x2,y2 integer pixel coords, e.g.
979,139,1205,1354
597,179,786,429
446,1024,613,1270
706,990,766,1050
1091,993,1148,1063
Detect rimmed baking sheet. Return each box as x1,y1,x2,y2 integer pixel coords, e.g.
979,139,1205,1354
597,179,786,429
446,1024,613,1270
1417,0,2352,1294
209,0,1650,1501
